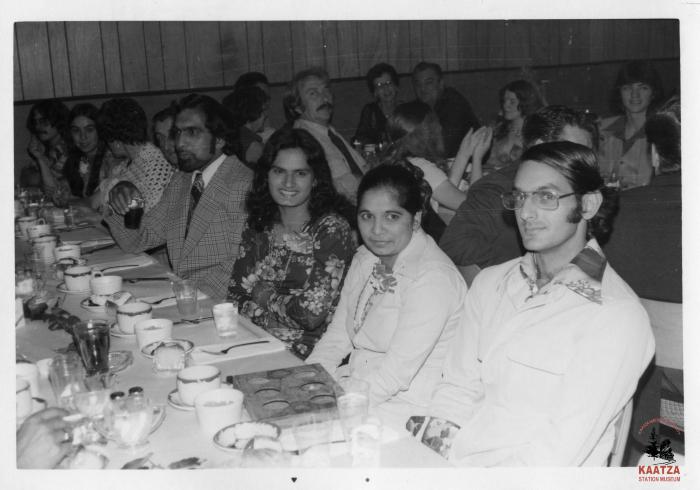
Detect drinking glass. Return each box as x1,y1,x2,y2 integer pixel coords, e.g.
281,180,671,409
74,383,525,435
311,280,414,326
292,411,333,467
48,353,86,409
335,378,370,444
172,279,198,318
349,416,382,467
212,302,238,337
73,389,111,444
72,320,111,376
110,394,156,450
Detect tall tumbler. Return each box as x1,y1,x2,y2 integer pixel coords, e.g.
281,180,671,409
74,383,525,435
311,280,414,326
72,320,111,376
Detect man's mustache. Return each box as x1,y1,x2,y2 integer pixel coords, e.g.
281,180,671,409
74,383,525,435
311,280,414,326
318,103,333,111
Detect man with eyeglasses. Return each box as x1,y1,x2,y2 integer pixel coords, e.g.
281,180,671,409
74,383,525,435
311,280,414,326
106,94,252,298
407,141,654,466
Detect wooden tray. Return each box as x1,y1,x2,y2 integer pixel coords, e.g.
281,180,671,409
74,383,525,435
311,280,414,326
232,363,341,428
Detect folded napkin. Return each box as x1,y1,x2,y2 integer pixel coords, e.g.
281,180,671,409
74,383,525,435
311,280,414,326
90,254,156,273
190,338,285,364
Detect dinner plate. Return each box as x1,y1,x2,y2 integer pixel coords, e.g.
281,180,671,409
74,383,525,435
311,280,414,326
140,339,194,359
213,422,281,452
109,322,135,339
57,283,91,294
167,389,195,411
80,297,105,313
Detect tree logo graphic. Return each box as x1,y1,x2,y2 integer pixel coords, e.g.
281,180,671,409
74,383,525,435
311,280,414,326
645,427,676,464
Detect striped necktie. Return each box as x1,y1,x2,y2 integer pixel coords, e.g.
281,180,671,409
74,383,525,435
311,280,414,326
186,172,204,235
328,129,364,177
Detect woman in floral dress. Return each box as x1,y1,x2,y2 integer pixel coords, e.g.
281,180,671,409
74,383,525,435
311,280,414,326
227,128,357,359
306,163,467,429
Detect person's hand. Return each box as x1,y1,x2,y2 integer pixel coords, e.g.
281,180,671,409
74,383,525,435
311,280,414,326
108,181,143,216
472,126,493,162
456,128,477,160
16,407,72,469
27,135,46,159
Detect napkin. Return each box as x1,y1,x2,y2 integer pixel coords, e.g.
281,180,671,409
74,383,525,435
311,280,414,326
90,254,156,272
190,338,285,364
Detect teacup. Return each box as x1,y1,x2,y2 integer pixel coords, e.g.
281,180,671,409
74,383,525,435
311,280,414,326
90,271,123,297
18,216,41,240
194,388,244,437
116,302,153,335
177,365,221,406
134,318,173,350
27,222,52,240
53,257,87,281
54,244,81,261
63,265,93,291
32,235,58,264
16,377,33,421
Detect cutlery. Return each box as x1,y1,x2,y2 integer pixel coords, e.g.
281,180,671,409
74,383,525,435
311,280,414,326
200,340,270,355
142,296,176,305
82,243,117,255
173,316,214,326
124,277,173,283
99,264,140,272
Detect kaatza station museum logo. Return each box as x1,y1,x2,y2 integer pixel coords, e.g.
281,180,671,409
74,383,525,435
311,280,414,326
637,425,682,483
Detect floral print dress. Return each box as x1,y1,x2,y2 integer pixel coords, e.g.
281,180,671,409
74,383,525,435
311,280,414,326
227,213,357,359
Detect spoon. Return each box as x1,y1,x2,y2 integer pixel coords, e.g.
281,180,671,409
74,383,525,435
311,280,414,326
200,340,270,355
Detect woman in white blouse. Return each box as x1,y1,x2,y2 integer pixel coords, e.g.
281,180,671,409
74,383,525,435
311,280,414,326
306,163,467,429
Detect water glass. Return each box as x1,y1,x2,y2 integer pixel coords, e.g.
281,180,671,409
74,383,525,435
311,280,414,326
335,378,370,443
72,320,111,376
110,394,155,450
350,416,382,467
212,302,239,337
48,353,86,409
292,411,333,467
172,279,198,318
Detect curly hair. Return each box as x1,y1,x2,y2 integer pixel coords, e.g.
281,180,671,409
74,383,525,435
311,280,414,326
357,161,433,218
282,67,330,123
494,80,545,140
246,127,355,232
522,105,599,151
222,85,270,127
385,101,445,166
177,93,238,155
645,96,681,174
26,99,70,139
96,98,148,144
520,141,618,243
365,63,399,93
609,60,664,115
233,71,269,92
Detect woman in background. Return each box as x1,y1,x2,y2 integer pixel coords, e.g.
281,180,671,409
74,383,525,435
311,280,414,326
353,63,400,147
227,128,356,359
222,85,271,167
307,163,467,429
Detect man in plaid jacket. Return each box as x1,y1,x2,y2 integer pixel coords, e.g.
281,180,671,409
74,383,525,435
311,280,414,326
106,94,253,298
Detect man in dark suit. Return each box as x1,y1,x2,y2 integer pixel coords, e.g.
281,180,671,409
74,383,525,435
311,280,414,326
106,94,253,298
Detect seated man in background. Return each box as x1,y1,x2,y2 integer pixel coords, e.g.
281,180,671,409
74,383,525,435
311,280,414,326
232,71,275,143
410,142,654,466
411,61,480,158
283,67,367,202
439,105,597,285
222,85,270,167
106,94,253,298
603,97,682,456
152,102,179,168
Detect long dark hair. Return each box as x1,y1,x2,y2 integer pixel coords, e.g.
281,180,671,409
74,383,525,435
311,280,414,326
63,103,107,197
609,60,664,115
494,79,544,140
385,100,445,166
246,127,355,232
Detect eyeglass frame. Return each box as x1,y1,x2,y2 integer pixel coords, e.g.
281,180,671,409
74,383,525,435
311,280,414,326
501,190,578,211
373,80,395,89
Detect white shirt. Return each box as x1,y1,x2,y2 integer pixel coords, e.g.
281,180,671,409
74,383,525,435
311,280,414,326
194,152,227,188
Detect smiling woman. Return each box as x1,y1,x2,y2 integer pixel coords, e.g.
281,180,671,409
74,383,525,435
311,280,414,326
227,127,357,359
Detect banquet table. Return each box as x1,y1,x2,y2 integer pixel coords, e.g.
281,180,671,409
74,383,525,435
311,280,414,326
14,206,450,469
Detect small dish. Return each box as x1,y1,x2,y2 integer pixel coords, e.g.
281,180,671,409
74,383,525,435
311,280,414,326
109,350,134,374
167,389,195,411
80,297,105,313
109,322,135,339
213,421,282,452
141,339,194,359
57,282,91,294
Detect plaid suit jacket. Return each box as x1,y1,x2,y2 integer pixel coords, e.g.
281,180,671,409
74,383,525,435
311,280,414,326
106,154,253,298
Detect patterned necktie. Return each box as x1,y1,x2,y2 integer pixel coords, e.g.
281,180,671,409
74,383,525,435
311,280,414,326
186,172,204,235
327,129,364,177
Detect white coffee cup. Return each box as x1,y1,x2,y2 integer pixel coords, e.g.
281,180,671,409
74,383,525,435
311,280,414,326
32,235,58,264
195,388,244,437
90,271,123,297
177,365,221,406
116,302,153,335
27,222,52,240
16,377,33,420
64,265,93,291
45,207,66,226
16,362,40,397
54,244,81,261
134,318,173,350
18,216,40,240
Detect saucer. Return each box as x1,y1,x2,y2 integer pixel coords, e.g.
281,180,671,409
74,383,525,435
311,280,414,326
57,283,91,294
80,297,105,313
109,322,135,339
167,389,195,411
109,350,133,373
141,339,194,359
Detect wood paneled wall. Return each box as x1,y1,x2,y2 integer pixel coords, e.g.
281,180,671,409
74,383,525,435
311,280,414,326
14,19,679,102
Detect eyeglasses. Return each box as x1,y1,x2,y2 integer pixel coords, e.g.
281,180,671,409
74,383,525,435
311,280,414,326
374,80,394,89
501,190,577,210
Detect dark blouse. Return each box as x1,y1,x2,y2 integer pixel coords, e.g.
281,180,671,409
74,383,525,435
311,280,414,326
227,213,357,359
353,102,389,146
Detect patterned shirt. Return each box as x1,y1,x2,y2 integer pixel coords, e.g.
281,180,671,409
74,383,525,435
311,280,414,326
227,213,357,359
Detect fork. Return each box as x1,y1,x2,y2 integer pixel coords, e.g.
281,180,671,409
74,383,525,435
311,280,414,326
200,340,270,355
142,296,176,305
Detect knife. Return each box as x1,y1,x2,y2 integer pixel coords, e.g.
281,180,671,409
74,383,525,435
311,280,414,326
124,277,173,283
81,243,117,255
173,316,214,325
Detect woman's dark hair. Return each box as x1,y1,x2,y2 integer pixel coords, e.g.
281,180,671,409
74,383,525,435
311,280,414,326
357,162,432,218
646,96,681,174
520,141,618,243
494,79,544,140
63,103,106,197
246,127,355,232
177,93,238,155
26,99,70,138
385,101,445,165
365,63,399,93
610,60,665,114
96,98,148,145
222,86,270,127
233,72,269,92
